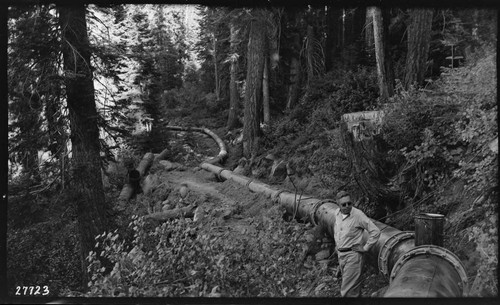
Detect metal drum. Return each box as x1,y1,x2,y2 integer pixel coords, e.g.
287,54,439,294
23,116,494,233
415,213,444,246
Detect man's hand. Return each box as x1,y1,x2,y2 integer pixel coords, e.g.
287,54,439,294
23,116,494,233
352,244,366,253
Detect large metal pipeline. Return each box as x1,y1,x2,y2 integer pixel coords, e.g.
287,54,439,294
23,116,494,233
165,126,227,164
167,125,469,296
200,162,469,297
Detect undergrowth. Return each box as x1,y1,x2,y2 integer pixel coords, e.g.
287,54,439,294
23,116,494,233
69,205,321,297
381,46,497,296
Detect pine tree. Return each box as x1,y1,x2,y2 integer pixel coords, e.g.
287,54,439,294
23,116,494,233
8,5,66,185
404,8,434,89
58,4,108,285
371,6,394,101
227,17,242,129
243,9,267,158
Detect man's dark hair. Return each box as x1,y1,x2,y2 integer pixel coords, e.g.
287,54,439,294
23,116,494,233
336,190,350,200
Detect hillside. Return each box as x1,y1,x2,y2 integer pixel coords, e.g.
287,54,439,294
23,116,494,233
75,46,496,297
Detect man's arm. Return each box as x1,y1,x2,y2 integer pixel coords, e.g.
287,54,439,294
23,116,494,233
360,214,381,252
353,213,380,252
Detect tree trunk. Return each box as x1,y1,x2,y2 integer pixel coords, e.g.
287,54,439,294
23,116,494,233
227,21,241,130
243,10,266,158
58,4,108,287
263,54,270,125
286,53,301,110
305,24,315,88
212,33,220,101
144,205,196,222
404,9,434,89
118,152,155,203
325,6,342,71
382,9,395,96
344,8,366,46
371,7,394,101
365,7,374,53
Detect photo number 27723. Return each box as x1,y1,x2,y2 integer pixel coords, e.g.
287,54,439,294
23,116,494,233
15,286,50,296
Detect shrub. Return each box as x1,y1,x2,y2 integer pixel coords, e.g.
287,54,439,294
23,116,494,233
82,205,313,297
381,47,497,218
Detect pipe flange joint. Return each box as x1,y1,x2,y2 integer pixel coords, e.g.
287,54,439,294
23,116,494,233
217,168,225,176
378,231,415,277
389,245,468,295
272,190,285,204
309,199,333,226
245,179,253,189
216,168,225,180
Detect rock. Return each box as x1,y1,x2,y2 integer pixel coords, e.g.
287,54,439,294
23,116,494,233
269,160,287,181
193,206,204,222
322,237,334,243
489,137,498,154
142,174,159,195
233,157,248,175
304,233,316,243
315,249,331,261
159,160,176,171
318,259,330,269
162,200,173,212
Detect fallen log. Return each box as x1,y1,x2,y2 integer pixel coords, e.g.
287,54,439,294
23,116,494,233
143,205,196,221
118,152,155,202
154,148,170,162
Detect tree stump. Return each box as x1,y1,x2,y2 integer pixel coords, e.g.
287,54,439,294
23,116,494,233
340,111,401,219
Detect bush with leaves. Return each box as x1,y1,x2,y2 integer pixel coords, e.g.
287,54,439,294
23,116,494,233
80,203,320,297
381,45,496,205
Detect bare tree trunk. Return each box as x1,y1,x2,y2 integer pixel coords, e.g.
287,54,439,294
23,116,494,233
212,33,220,101
325,6,342,72
371,7,393,101
227,21,241,129
263,54,270,125
305,24,315,88
344,8,366,46
404,9,434,89
58,4,108,287
286,54,301,110
382,9,395,95
365,7,374,53
286,16,302,110
243,10,266,158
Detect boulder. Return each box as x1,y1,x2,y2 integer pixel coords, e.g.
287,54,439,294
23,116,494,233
315,249,331,261
193,206,204,222
269,160,287,181
142,174,159,195
159,160,178,171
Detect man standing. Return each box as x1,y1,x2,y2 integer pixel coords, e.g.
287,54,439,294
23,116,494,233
333,191,381,297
